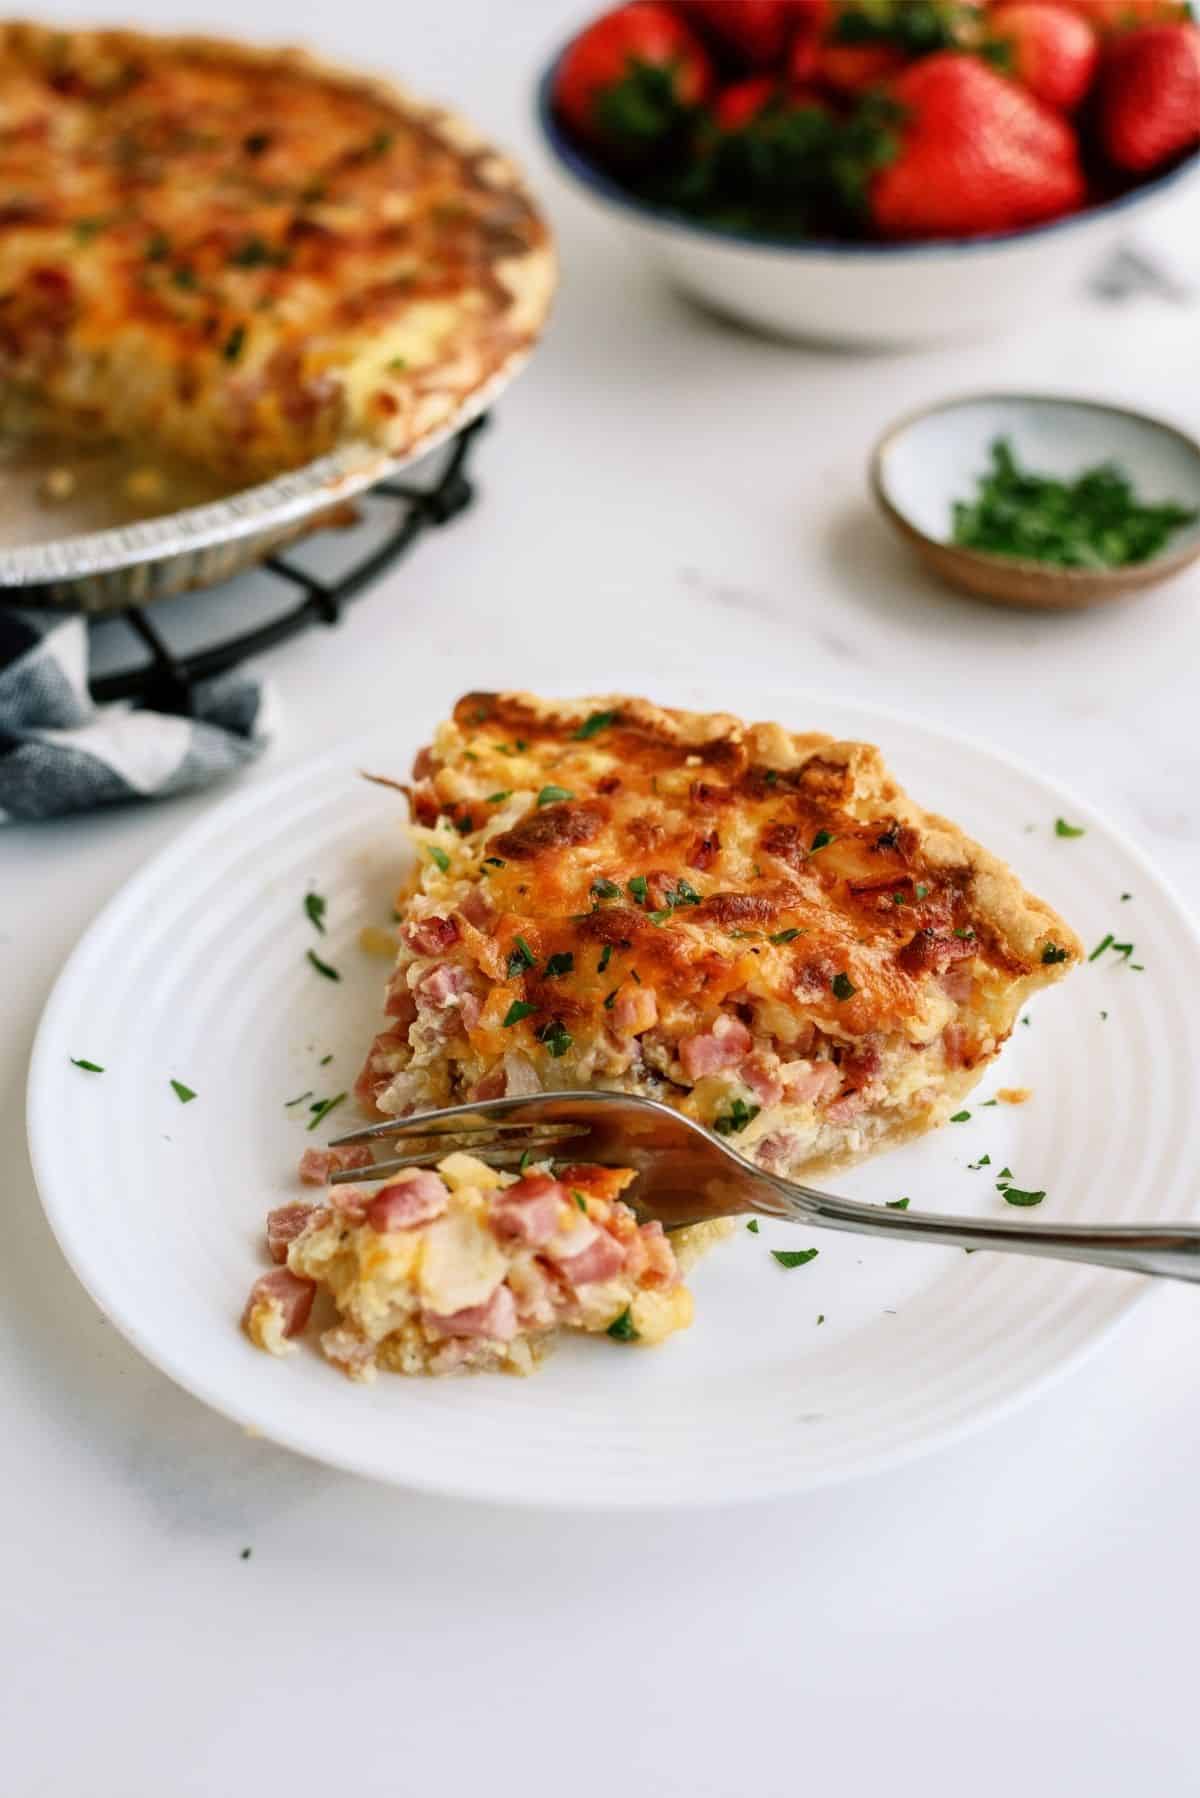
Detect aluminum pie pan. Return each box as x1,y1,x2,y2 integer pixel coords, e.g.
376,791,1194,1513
0,348,526,613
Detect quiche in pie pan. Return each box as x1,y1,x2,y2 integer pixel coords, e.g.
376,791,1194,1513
0,24,556,606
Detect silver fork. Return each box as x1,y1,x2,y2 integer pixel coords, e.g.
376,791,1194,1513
330,1089,1200,1284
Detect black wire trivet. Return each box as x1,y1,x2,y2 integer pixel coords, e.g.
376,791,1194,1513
88,414,486,717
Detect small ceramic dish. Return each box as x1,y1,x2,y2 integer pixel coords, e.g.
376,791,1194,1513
870,393,1200,609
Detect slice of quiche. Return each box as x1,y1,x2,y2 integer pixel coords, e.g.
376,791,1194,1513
358,692,1081,1180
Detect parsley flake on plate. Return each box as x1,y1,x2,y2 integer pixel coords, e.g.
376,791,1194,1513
307,1093,346,1132
307,950,340,982
303,891,326,933
771,1248,819,1269
1003,1187,1046,1207
886,1197,910,1210
949,1110,971,1123
284,1090,313,1107
70,1057,104,1073
169,1080,197,1104
746,1219,760,1233
606,1306,638,1341
1055,818,1086,839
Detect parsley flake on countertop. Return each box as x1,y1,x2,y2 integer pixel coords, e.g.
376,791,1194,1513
952,437,1199,568
70,1057,104,1072
307,1093,346,1132
536,785,573,807
572,710,618,740
1055,818,1086,839
607,1306,638,1341
169,1080,197,1104
303,891,326,933
307,950,340,981
772,1248,819,1269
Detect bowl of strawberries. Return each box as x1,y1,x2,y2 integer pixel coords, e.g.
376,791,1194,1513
536,0,1200,344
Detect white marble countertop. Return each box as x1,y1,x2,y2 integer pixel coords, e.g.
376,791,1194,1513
5,4,1200,1791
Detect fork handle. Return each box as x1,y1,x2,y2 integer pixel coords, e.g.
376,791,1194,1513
756,1180,1200,1284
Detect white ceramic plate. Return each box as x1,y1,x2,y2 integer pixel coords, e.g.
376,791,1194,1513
27,685,1200,1507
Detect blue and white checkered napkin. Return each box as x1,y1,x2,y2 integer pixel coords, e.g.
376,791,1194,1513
0,609,270,823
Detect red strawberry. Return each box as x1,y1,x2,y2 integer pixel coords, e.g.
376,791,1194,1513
987,3,1099,110
1055,0,1189,33
713,76,785,130
690,1,829,67
553,4,713,157
807,38,907,93
868,53,1086,238
1098,21,1200,172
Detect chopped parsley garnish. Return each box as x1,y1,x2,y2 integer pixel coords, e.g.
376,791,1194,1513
915,883,929,900
284,1090,313,1107
949,1109,971,1123
891,893,907,905
627,876,649,905
169,1079,197,1104
968,1153,992,1170
365,129,395,157
306,1092,346,1132
536,785,573,807
486,790,511,804
997,1166,1013,1182
454,815,474,835
771,1248,819,1269
953,927,975,940
484,856,506,869
145,232,171,262
886,1197,910,1210
982,1099,999,1107
507,935,537,977
387,356,407,372
545,952,574,977
630,968,642,984
810,829,834,852
320,1053,333,1066
1100,1010,1108,1021
769,928,801,944
598,944,613,973
952,437,1199,568
606,1306,638,1341
222,323,246,362
592,878,621,900
503,1000,537,1027
603,989,618,1009
1091,936,1139,968
1055,818,1086,838
573,1190,588,1212
518,1148,534,1173
427,844,451,873
307,950,340,981
303,891,326,934
537,1019,573,1058
817,1314,825,1325
72,215,110,243
746,1218,760,1233
648,908,673,926
1089,932,1114,962
1121,892,1132,902
572,709,618,740
70,1057,104,1072
1041,942,1069,964
831,972,856,1001
1002,1186,1046,1207
669,878,701,906
244,130,271,154
714,1098,760,1136
172,265,197,289
229,236,286,268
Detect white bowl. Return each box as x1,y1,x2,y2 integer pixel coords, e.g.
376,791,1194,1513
535,61,1200,347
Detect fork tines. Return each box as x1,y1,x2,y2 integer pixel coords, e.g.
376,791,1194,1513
325,1121,586,1185
330,1116,579,1148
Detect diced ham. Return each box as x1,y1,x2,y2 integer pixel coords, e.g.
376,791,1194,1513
266,1202,318,1263
689,830,720,871
754,1130,806,1174
489,1174,567,1248
941,960,975,1003
468,1066,507,1101
897,927,976,978
403,914,460,956
557,1228,626,1287
384,982,417,1023
741,1051,783,1108
679,1014,753,1080
780,1060,841,1105
245,1269,315,1337
423,1282,518,1342
613,985,658,1035
367,1170,448,1232
457,885,495,930
459,993,482,1033
328,1184,371,1222
825,1088,872,1123
298,1143,373,1186
418,962,470,1007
